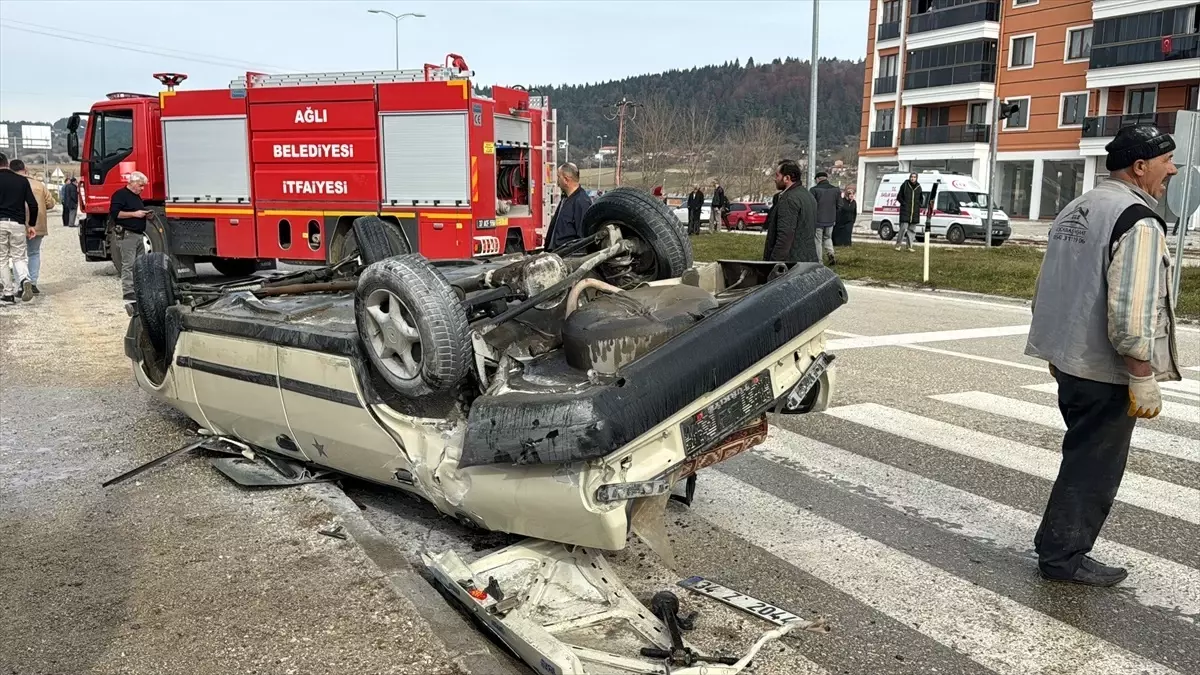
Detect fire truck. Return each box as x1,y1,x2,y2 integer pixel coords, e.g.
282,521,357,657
66,54,560,277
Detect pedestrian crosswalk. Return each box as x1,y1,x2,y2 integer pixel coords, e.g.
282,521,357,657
671,376,1200,675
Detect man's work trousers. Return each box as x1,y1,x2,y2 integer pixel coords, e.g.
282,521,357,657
1034,368,1137,577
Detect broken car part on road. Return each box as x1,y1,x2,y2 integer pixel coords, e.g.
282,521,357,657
120,188,846,674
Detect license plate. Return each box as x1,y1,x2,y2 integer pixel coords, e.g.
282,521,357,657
679,371,774,457
678,576,805,627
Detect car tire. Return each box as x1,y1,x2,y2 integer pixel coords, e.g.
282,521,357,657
946,224,966,245
355,254,471,397
878,221,895,241
581,187,692,285
133,251,177,354
991,238,1006,247
736,219,745,230
211,258,260,277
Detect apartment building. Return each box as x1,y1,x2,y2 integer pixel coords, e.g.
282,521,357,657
856,0,1200,220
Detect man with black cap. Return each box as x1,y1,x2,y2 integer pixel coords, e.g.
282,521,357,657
811,171,841,265
1025,124,1182,587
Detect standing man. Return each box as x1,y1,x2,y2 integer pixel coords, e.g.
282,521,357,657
895,172,922,252
810,171,841,265
0,152,38,303
1025,124,1182,587
710,180,728,233
686,185,705,236
9,160,55,295
110,171,151,305
545,162,593,252
61,176,79,228
762,159,818,263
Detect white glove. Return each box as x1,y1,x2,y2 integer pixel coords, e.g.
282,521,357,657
1127,374,1162,419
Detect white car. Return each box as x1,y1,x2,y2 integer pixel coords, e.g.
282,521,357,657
673,198,712,224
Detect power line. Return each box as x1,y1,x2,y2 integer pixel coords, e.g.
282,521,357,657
0,21,290,72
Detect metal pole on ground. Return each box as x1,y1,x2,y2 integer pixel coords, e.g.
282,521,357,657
808,0,820,186
1171,113,1199,302
924,182,938,283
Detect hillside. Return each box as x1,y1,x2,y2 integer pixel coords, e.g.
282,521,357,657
524,56,865,157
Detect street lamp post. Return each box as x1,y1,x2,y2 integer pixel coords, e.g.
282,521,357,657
367,9,426,70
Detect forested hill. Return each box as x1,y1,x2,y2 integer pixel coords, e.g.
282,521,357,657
514,57,865,153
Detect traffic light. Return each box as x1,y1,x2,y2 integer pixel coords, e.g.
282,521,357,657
998,101,1022,121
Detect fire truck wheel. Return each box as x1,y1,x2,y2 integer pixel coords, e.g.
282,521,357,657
133,252,177,354
211,258,260,278
581,187,692,285
355,255,471,397
335,216,410,267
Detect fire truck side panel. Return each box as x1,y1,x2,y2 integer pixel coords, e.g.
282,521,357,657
160,89,248,118
161,117,252,204
251,131,378,164
379,112,470,208
377,80,471,112
253,166,379,202
249,100,377,132
245,83,376,105
467,96,499,254
251,201,376,261
417,212,473,259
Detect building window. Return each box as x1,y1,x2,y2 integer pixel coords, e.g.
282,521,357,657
882,0,902,24
1009,35,1035,68
1013,0,1038,6
879,54,898,78
1065,27,1092,62
876,108,895,132
968,102,988,125
1004,97,1030,129
1091,6,1200,69
1187,85,1198,111
1060,93,1088,127
1127,88,1156,115
917,106,951,127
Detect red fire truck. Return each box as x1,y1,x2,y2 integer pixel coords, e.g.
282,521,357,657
66,55,559,277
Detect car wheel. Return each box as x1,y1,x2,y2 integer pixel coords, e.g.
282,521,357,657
355,255,471,396
946,224,966,245
991,238,1006,247
331,216,411,266
581,187,692,286
133,251,177,355
211,258,260,277
736,219,745,230
878,221,895,241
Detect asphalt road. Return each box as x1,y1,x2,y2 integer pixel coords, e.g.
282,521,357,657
4,226,1198,674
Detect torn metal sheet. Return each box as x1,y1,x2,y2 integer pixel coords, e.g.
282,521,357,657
209,454,336,488
425,538,796,675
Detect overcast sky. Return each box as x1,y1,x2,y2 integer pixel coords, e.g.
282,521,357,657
0,0,869,123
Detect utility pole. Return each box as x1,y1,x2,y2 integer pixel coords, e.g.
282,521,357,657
988,100,1020,248
604,96,641,186
808,0,820,186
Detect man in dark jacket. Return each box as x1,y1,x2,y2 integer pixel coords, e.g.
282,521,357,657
686,186,705,235
895,172,922,251
810,171,841,265
710,180,728,232
763,159,818,263
546,162,592,251
61,176,78,228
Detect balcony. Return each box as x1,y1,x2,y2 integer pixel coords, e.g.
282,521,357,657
1090,33,1200,70
900,124,991,146
874,75,898,95
1081,112,1178,138
904,63,995,91
908,1,999,35
869,130,894,148
878,21,901,42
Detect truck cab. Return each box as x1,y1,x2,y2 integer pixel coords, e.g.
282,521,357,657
68,92,165,262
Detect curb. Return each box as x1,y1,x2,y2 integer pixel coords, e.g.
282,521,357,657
303,483,525,675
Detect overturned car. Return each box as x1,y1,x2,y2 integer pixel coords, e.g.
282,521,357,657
123,187,845,674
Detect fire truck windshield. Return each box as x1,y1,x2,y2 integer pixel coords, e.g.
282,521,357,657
89,109,134,162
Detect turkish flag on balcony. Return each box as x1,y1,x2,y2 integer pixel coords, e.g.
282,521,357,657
1162,37,1173,55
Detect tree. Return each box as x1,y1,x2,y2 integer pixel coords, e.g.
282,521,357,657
679,105,716,187
627,93,679,191
719,118,787,201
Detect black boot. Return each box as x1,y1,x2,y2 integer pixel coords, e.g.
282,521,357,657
1040,555,1127,587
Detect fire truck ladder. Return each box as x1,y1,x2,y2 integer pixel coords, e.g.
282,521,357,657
229,66,465,89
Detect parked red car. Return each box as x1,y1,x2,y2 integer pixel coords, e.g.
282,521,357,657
723,202,769,230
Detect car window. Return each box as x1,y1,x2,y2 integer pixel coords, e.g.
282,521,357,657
750,203,769,213
730,204,745,212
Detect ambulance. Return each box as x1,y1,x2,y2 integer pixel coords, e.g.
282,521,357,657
870,171,1011,245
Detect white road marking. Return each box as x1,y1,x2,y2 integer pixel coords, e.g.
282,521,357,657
842,284,1034,314
1185,366,1200,373
756,427,1200,622
1162,379,1200,396
1024,382,1199,424
1162,389,1200,403
827,325,1031,350
693,472,1183,675
828,330,1051,372
932,391,1200,465
825,403,1200,525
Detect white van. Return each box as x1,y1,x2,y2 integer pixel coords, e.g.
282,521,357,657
870,171,1012,245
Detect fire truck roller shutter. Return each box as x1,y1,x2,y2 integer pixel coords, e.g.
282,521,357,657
494,115,530,147
161,117,251,204
380,112,470,206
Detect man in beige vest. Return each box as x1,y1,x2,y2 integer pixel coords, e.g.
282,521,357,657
9,160,55,295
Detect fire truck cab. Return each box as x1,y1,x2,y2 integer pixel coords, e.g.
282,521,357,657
67,55,559,277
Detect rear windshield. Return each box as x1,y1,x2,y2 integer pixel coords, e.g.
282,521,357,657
749,203,769,213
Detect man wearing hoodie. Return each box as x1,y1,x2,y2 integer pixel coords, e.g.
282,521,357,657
895,172,922,252
810,171,841,265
